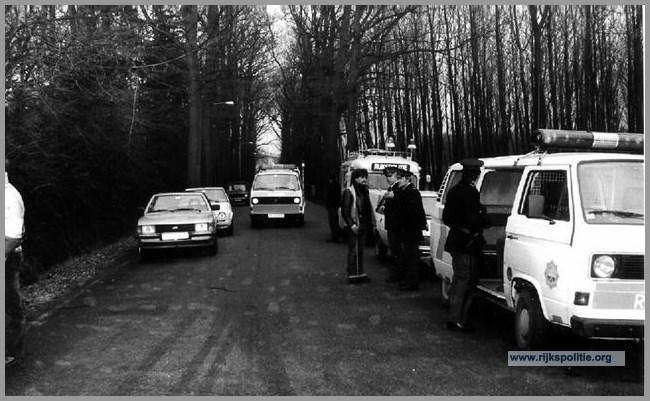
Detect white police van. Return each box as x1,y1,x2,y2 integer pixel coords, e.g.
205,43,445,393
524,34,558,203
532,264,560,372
250,164,305,227
430,129,644,350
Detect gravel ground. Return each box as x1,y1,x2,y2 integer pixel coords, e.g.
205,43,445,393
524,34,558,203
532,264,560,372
20,236,137,320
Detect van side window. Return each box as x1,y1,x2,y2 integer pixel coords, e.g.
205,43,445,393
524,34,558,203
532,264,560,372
520,171,570,221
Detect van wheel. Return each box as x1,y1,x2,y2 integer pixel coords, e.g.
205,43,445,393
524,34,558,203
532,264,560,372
227,223,234,236
297,215,305,227
514,289,549,350
440,277,452,307
375,233,388,260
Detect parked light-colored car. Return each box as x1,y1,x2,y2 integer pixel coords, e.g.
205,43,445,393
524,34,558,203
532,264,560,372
137,192,218,258
186,187,234,236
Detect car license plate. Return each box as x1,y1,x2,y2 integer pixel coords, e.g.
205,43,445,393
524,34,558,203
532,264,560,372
161,232,189,241
268,214,285,218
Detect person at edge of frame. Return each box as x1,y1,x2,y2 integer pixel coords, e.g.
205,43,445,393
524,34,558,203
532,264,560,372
375,166,404,283
442,158,490,333
394,167,428,291
341,168,373,284
5,160,26,367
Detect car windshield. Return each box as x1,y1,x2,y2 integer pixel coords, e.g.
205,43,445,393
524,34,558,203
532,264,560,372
147,194,209,213
578,160,644,225
200,189,228,202
231,184,246,192
253,174,300,191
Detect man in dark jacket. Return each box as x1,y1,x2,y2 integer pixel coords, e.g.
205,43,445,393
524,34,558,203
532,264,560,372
376,167,403,282
325,174,342,242
443,158,490,332
394,168,428,291
341,169,373,284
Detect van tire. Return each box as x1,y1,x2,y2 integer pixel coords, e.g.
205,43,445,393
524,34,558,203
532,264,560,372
514,289,549,350
440,277,452,307
375,233,388,260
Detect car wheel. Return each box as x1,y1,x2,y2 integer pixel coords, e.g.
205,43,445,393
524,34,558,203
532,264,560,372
514,289,549,350
439,276,452,307
297,215,305,227
208,238,218,255
374,233,388,260
139,247,152,262
227,223,234,236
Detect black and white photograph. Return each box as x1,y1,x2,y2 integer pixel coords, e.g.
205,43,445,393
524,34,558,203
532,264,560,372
3,4,645,396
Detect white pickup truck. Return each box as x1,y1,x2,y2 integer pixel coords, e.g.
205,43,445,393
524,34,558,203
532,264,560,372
430,129,644,350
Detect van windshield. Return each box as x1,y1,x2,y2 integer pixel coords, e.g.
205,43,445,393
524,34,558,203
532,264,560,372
253,174,300,191
578,161,644,225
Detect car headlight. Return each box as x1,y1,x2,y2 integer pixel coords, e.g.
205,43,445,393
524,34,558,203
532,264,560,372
139,225,155,235
195,223,209,232
294,197,301,204
218,212,226,218
252,198,259,204
592,255,616,278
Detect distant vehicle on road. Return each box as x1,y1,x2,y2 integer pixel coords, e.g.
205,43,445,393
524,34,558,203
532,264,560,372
226,181,249,205
136,192,218,258
249,164,305,227
185,187,234,236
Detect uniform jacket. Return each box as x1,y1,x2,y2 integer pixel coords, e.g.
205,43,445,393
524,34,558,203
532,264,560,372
396,183,427,242
377,182,401,232
443,180,489,254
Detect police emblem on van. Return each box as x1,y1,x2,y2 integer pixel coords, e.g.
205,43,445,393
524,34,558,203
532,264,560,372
545,260,559,289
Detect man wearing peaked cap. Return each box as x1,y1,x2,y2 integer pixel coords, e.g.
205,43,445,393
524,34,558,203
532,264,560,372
395,167,412,178
459,158,484,169
442,157,490,333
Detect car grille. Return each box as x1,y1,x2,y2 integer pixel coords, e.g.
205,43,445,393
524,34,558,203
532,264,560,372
616,255,644,280
155,224,195,233
255,197,296,205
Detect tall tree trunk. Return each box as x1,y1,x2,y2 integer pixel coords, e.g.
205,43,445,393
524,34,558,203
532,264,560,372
183,5,203,187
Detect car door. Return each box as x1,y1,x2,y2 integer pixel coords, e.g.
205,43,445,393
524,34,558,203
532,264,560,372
504,166,574,319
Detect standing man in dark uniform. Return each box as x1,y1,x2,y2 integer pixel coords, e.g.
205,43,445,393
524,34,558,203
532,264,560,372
443,158,490,332
341,169,373,284
325,174,342,242
395,168,428,291
376,167,403,283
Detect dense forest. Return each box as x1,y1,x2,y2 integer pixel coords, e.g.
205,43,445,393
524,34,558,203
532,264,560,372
4,5,644,278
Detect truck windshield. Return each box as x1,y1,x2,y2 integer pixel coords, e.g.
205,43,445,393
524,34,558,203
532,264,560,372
578,161,644,225
253,174,300,191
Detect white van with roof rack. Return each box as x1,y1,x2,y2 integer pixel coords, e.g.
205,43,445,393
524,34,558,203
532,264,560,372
250,164,305,227
430,129,644,350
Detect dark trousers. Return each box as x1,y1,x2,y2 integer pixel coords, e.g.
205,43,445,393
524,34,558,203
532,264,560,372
347,229,366,276
386,230,403,280
448,252,480,325
327,207,340,240
5,250,25,358
401,239,420,287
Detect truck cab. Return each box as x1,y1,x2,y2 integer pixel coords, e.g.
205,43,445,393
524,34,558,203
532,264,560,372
430,130,644,350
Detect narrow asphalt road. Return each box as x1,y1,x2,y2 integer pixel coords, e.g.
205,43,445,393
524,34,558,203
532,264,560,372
4,201,644,395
